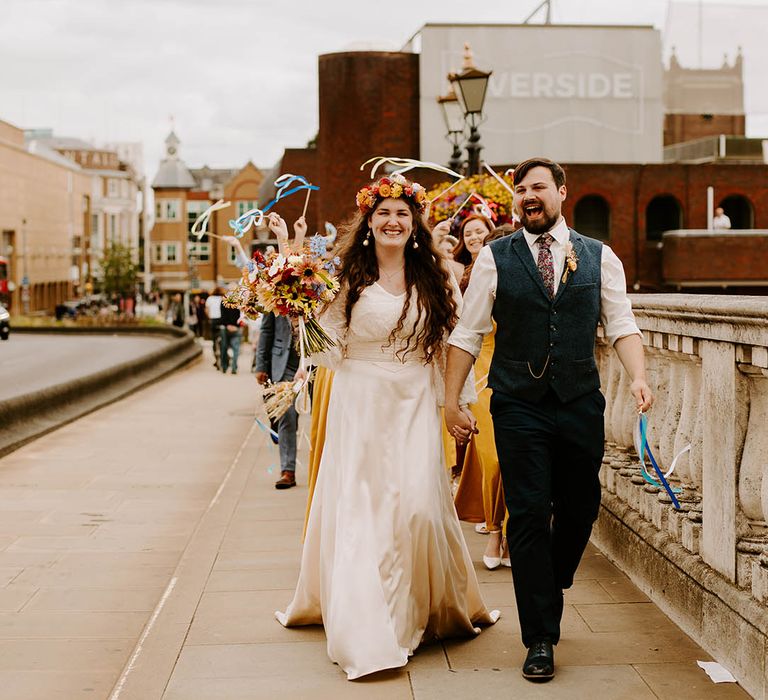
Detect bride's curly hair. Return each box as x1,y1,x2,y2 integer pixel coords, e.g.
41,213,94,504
333,198,458,364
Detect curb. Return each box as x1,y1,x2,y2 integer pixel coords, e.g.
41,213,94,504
0,326,203,458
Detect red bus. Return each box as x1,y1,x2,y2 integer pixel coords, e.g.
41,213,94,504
0,256,8,299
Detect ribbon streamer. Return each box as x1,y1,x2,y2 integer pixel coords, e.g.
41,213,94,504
294,317,312,416
472,192,494,220
360,156,463,182
428,177,464,204
229,174,320,238
634,412,685,509
254,417,281,475
482,161,516,197
451,191,477,219
190,199,231,240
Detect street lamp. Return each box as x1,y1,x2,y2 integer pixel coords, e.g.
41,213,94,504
437,88,465,172
449,43,492,175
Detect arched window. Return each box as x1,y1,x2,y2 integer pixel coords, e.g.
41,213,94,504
719,195,754,229
646,195,683,242
573,195,610,241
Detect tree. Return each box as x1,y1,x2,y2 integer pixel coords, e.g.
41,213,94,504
99,243,138,299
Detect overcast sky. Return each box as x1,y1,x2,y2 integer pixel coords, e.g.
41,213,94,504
2,0,766,178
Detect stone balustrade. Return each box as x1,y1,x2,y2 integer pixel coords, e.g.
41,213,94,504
593,294,768,698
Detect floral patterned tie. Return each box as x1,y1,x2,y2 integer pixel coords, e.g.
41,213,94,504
536,233,555,298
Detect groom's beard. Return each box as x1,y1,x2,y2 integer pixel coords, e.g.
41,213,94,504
519,206,560,234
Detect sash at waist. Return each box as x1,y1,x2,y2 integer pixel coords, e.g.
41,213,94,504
345,340,424,365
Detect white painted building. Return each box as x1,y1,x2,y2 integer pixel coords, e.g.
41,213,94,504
408,24,664,165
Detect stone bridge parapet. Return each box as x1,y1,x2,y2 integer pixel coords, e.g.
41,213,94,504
593,294,768,698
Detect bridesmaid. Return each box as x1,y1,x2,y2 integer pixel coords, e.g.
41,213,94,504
453,223,515,569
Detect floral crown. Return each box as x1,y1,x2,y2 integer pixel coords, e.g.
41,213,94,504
355,174,428,215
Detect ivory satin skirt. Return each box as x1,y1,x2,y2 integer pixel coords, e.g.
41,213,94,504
276,358,498,680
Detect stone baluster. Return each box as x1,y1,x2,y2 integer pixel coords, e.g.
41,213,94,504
700,340,742,582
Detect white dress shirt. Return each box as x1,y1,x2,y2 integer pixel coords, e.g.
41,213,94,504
449,217,641,358
204,295,222,320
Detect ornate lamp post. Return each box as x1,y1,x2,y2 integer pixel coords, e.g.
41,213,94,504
437,88,465,172
449,43,492,176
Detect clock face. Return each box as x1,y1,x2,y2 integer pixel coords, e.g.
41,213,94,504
168,146,177,156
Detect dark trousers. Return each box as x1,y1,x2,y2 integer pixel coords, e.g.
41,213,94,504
490,387,605,648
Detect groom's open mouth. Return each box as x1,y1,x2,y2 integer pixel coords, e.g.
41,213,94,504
523,201,544,220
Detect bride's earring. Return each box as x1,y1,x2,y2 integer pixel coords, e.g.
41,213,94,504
412,233,419,249
363,230,371,247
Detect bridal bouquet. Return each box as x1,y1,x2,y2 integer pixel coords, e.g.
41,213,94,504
224,236,340,357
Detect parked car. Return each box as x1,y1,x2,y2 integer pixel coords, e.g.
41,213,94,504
0,304,9,340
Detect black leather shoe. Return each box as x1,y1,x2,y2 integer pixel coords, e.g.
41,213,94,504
522,640,555,681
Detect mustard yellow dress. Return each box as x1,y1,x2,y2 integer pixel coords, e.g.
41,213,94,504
454,328,506,531
303,366,333,537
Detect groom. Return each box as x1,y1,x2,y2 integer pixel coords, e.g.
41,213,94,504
444,157,653,681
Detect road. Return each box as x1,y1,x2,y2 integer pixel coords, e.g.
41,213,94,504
0,333,172,402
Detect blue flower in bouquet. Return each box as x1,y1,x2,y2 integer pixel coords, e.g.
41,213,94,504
324,256,341,276
309,234,328,258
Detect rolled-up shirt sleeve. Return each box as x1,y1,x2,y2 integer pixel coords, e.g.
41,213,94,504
600,245,642,345
448,246,497,358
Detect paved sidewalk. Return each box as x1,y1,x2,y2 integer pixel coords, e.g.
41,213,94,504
0,343,752,699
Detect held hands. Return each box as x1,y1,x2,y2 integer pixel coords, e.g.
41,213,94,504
631,378,654,413
255,371,269,385
444,404,478,445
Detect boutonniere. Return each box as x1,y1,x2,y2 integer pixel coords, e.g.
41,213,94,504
562,241,578,284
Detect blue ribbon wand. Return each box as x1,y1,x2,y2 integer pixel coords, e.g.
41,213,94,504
635,412,683,510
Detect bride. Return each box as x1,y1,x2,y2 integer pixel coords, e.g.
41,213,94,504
274,174,498,680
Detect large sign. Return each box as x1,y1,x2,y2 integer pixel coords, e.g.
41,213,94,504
416,24,663,164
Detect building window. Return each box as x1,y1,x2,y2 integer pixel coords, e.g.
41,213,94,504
574,195,610,242
187,200,212,238
237,200,257,217
718,195,754,229
188,242,211,262
109,214,118,240
165,243,179,263
155,199,181,222
228,245,239,265
91,213,100,235
646,195,683,242
151,241,181,264
107,179,119,198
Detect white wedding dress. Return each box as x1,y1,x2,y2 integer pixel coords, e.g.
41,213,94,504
275,282,498,680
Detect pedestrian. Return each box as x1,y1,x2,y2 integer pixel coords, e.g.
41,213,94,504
713,206,731,230
189,294,203,337
255,311,300,489
275,174,497,680
167,292,185,328
195,295,206,336
445,157,653,682
219,297,243,374
205,287,225,369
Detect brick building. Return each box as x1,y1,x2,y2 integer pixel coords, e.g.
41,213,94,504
148,131,267,295
266,26,766,292
0,118,91,313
